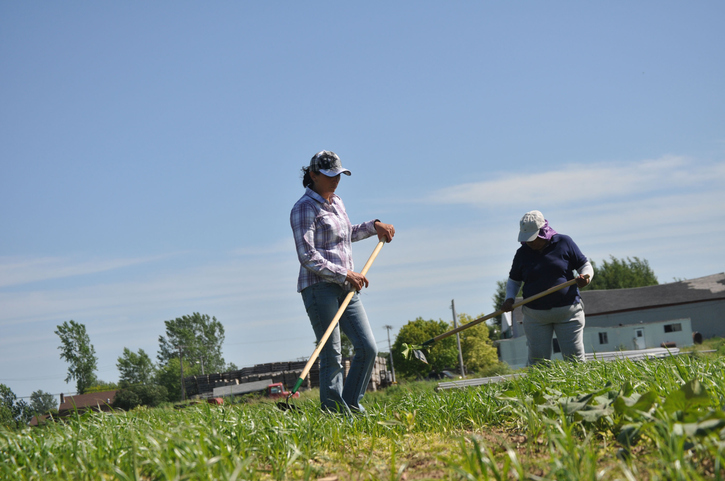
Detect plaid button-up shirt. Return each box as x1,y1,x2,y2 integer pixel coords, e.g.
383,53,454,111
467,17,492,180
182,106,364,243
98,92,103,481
291,187,377,292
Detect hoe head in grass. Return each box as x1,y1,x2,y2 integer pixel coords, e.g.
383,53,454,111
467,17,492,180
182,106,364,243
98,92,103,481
401,343,429,364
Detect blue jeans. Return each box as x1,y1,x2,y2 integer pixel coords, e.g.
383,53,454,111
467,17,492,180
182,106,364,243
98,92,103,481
301,282,378,413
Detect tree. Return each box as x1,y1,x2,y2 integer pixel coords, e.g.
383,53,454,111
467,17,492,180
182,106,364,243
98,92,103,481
491,279,523,336
113,384,168,411
84,381,119,393
392,318,459,380
29,390,57,416
586,256,658,291
154,357,201,402
117,348,156,386
55,320,98,394
457,313,499,373
340,332,353,358
0,384,33,428
157,313,226,373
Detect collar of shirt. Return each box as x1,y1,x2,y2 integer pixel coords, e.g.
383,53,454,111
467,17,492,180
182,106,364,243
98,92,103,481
305,187,338,206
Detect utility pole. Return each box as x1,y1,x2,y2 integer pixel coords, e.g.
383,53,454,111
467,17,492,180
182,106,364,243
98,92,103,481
383,325,396,384
451,300,465,378
178,345,186,402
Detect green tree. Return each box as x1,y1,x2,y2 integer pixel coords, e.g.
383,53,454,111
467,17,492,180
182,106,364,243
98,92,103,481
490,279,507,339
155,357,200,402
0,384,33,428
117,348,156,386
392,318,458,379
157,313,226,373
55,320,98,394
113,384,168,411
586,256,658,290
457,313,499,373
340,332,353,358
84,381,119,393
491,279,523,336
29,390,57,416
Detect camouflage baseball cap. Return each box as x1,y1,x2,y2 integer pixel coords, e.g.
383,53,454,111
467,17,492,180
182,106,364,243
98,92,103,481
309,151,351,177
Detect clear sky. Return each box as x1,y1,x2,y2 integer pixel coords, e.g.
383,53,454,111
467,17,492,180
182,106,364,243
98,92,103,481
2,2,724,400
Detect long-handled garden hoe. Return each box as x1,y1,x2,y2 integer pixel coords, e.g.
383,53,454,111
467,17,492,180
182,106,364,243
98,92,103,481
401,275,590,363
278,240,387,411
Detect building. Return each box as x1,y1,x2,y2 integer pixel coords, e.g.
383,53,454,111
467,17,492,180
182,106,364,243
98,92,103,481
31,390,119,426
57,390,118,417
579,272,724,339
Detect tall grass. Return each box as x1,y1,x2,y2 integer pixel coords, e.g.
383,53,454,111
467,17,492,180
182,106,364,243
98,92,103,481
2,354,724,480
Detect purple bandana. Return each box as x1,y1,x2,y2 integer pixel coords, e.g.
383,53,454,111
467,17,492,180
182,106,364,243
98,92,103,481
538,220,557,240
520,219,557,246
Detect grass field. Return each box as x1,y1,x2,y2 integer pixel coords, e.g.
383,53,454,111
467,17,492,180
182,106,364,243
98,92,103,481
2,346,725,480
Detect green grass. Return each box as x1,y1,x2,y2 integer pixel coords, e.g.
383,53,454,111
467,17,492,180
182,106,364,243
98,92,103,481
2,353,725,480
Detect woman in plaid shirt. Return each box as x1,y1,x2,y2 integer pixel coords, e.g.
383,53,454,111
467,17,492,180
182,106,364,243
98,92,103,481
291,151,395,414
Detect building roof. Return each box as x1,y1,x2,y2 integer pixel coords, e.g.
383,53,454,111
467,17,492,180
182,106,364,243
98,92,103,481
58,390,118,415
581,272,725,316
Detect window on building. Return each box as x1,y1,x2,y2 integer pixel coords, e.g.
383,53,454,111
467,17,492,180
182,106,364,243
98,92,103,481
664,323,682,333
599,332,609,344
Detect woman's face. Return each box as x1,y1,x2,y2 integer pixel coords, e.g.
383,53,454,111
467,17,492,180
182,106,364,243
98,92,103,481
526,237,548,251
310,171,341,196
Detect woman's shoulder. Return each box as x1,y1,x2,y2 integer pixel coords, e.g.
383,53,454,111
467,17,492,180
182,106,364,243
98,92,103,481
291,192,319,216
551,234,583,251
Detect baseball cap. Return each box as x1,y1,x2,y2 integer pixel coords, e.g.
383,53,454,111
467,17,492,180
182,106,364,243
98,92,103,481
518,210,546,242
309,151,351,177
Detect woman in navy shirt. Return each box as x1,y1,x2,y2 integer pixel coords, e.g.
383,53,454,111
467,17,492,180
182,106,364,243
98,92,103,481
501,210,593,365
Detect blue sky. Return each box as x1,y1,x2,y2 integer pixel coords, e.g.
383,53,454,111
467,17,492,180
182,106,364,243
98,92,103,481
1,2,723,399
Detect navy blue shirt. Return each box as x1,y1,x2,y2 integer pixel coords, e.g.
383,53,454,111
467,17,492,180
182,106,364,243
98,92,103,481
508,234,588,310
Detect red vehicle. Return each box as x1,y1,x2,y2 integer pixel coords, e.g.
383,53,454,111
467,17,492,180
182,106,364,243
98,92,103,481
266,383,299,399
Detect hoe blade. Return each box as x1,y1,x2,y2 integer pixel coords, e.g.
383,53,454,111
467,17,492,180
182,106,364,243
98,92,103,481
276,401,300,412
276,393,301,412
413,349,428,364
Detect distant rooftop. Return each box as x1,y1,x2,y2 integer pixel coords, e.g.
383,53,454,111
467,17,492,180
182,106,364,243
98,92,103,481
581,272,725,316
58,390,118,414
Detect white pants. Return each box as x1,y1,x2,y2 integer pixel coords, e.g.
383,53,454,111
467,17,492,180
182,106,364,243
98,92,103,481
522,302,585,365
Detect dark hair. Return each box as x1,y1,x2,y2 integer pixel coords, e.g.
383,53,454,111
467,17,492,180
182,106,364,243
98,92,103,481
301,166,314,188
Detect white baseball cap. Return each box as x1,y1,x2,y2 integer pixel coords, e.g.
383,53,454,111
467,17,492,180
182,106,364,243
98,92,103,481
518,210,546,242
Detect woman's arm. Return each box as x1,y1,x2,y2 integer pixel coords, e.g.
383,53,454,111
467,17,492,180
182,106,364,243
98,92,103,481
501,277,522,312
576,260,593,288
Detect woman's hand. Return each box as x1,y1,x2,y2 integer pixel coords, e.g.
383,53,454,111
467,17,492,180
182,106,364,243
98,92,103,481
501,298,515,312
576,274,591,288
374,221,395,243
346,270,369,291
